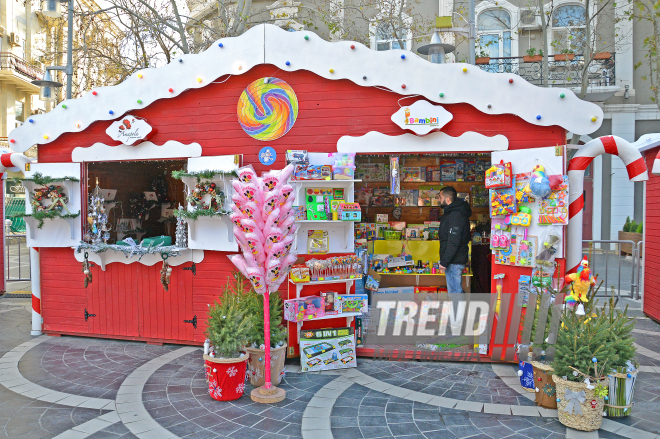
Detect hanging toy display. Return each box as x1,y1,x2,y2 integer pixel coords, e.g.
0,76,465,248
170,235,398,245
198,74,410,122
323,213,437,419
85,178,111,244
82,252,93,288
175,205,188,248
160,255,172,291
523,162,564,199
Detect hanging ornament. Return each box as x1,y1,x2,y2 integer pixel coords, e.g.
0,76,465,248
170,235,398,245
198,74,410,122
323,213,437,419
160,255,172,291
82,252,93,288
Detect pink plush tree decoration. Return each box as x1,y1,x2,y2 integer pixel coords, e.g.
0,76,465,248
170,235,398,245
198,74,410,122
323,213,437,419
229,164,297,403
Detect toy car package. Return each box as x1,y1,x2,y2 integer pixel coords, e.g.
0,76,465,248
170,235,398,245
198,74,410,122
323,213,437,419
300,327,357,372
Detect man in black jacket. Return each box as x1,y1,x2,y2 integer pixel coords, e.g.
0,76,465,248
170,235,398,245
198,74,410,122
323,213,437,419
438,187,472,294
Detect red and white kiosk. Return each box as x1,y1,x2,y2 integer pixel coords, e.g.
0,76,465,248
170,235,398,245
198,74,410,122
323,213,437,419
7,24,647,360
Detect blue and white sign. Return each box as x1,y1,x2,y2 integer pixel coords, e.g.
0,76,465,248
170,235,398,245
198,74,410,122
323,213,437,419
259,147,277,166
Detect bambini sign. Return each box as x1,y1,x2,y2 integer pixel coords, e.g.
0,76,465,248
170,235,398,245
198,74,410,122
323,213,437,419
390,100,453,135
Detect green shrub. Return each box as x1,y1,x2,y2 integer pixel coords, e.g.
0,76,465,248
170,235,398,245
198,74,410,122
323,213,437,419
636,222,643,234
623,216,631,232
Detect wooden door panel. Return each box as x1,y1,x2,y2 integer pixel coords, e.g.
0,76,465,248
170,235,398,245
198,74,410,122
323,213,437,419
40,248,91,334
137,263,194,342
89,263,139,338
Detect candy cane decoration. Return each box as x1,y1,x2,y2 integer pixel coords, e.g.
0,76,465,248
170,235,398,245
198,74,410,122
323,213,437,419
0,153,31,173
568,136,648,273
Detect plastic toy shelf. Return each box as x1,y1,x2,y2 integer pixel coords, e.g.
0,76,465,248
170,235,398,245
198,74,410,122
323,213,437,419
295,220,356,224
292,179,362,186
378,273,473,276
295,312,362,344
289,278,355,298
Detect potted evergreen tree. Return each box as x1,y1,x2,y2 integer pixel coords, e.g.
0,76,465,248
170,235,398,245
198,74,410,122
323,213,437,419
619,216,643,256
203,274,251,401
244,286,288,387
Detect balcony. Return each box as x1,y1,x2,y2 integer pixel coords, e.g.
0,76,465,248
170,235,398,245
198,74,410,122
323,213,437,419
0,53,43,94
477,54,618,101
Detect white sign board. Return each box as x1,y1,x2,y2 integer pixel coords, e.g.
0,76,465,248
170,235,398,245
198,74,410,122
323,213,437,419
106,115,156,145
391,101,453,135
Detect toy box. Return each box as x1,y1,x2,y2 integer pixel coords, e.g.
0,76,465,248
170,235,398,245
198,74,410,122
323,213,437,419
426,166,442,182
284,296,326,322
305,188,333,220
300,327,356,372
294,206,306,220
308,165,332,180
455,160,465,181
290,264,311,283
387,255,414,268
356,163,389,182
418,189,441,206
441,160,456,181
372,188,393,207
485,161,513,189
376,214,389,224
286,150,309,165
356,188,372,206
307,230,329,254
338,203,361,221
337,294,368,313
402,167,426,182
396,190,418,207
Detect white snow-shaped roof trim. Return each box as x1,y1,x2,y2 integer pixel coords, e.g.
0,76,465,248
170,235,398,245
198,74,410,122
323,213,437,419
8,24,603,152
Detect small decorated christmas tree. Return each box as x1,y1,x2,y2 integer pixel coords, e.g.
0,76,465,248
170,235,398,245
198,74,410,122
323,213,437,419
205,273,251,358
175,205,187,248
85,178,109,244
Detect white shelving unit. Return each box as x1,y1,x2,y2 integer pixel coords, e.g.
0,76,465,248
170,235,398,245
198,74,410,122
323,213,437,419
291,179,361,254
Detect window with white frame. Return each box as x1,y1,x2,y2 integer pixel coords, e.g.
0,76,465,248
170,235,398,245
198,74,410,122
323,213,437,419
375,22,408,51
551,4,586,54
477,9,512,59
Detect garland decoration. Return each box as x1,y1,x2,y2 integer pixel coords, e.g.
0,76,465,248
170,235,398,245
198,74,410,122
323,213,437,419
20,172,79,185
173,207,231,220
12,211,80,229
171,169,238,181
76,239,183,261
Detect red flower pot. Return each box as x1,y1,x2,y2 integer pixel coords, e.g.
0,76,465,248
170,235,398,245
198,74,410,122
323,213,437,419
204,352,249,401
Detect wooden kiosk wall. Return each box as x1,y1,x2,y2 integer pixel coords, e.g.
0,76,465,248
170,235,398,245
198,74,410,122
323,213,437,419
37,64,567,346
643,149,660,322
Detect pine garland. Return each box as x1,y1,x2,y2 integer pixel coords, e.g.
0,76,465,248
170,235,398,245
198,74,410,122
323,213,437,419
171,169,238,181
75,242,183,260
20,172,80,185
205,271,252,358
12,211,80,229
173,208,231,220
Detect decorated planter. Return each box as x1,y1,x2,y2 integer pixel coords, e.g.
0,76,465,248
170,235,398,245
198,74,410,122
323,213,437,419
475,57,491,65
204,352,249,401
246,344,287,387
532,362,557,408
554,54,575,62
606,370,637,417
554,375,608,431
523,55,543,62
618,231,643,256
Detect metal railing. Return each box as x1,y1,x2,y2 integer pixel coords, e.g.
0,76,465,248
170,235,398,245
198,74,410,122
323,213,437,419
478,54,615,88
5,232,30,282
582,240,642,306
0,52,44,81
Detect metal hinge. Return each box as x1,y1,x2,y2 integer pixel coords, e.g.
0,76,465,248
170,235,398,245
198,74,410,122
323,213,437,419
184,315,197,329
182,262,196,276
84,309,96,321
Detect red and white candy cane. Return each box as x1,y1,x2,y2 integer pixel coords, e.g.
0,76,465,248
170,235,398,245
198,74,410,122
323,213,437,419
0,153,31,172
567,135,648,273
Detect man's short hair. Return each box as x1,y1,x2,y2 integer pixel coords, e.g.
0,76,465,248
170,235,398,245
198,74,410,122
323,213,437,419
440,186,457,203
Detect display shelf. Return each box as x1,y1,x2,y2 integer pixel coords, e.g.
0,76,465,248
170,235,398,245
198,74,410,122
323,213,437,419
296,312,362,343
184,215,236,251
73,247,204,271
292,179,362,186
292,179,359,208
24,216,77,240
290,278,355,297
379,273,473,277
296,220,356,224
293,220,354,253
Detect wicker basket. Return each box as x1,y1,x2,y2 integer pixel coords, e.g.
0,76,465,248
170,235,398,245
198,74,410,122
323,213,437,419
532,362,557,408
553,375,608,431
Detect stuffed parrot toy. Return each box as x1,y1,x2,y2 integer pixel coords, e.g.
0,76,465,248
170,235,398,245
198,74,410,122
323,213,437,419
564,256,597,303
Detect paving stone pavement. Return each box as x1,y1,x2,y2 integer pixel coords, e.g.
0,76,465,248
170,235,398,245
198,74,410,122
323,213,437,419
1,298,660,438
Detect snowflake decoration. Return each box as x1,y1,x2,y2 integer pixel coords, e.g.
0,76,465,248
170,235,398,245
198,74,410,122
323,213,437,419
522,372,535,388
227,366,238,377
209,382,222,399
543,383,556,397
236,383,245,393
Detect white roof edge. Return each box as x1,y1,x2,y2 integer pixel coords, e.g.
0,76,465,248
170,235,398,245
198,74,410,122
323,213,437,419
8,24,603,152
635,133,660,152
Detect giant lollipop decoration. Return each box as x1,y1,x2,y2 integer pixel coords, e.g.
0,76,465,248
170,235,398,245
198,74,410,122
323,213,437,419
229,164,297,403
237,77,298,141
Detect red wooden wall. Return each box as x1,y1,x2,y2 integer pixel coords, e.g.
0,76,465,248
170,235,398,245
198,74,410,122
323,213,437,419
36,64,566,344
643,149,660,322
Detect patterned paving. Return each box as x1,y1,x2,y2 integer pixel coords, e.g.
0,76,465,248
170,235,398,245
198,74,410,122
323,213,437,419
0,298,660,439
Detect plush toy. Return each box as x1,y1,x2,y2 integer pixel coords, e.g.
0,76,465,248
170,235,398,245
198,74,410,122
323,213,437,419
535,233,561,267
564,256,597,302
525,164,563,198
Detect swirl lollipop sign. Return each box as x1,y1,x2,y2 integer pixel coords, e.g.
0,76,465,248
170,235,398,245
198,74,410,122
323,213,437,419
237,77,298,141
